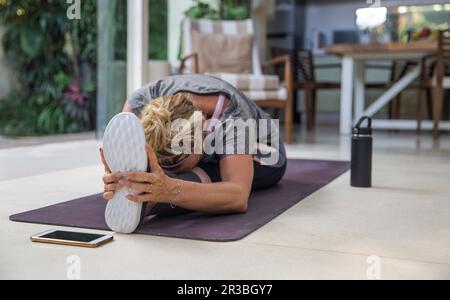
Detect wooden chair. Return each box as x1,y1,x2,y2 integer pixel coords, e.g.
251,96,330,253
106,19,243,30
283,51,439,131
417,30,450,137
179,18,294,144
295,49,342,130
274,48,414,130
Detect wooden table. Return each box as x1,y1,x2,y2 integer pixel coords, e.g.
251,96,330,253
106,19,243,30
325,41,449,134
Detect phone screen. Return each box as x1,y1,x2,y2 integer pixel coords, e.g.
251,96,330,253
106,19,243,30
40,231,105,243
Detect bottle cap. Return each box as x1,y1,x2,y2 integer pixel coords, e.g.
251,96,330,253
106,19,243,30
353,126,372,135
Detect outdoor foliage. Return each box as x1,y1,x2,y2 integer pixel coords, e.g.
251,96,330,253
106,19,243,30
149,0,168,60
0,0,97,136
185,0,250,20
0,0,167,136
114,0,168,61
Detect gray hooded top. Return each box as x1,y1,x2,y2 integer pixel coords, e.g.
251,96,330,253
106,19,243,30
127,74,285,167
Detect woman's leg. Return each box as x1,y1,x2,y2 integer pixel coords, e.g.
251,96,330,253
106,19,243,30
251,159,287,191
197,159,287,191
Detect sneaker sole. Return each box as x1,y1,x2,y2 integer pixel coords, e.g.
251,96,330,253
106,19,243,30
103,112,148,234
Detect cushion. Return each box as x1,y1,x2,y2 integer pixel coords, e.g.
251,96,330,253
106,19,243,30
207,73,280,91
191,29,253,74
243,87,287,101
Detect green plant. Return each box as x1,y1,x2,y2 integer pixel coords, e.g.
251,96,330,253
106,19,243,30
185,0,250,20
0,0,96,136
0,0,168,136
149,0,168,60
114,0,168,61
114,0,127,61
185,2,220,20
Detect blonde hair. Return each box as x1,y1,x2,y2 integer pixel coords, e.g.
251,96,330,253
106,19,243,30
140,92,201,166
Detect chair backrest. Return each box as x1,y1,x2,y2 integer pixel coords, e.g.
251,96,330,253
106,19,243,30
296,49,315,82
273,48,315,82
270,47,292,80
182,18,262,75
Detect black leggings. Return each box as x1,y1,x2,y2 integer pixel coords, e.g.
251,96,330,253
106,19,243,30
148,159,287,216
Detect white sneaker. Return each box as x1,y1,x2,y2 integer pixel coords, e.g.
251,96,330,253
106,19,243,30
103,112,148,233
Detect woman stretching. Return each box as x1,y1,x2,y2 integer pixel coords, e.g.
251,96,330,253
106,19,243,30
100,74,286,216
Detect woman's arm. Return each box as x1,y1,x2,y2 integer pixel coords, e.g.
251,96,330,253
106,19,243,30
167,155,253,213
123,145,254,214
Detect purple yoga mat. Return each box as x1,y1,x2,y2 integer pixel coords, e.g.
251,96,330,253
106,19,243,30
10,159,349,241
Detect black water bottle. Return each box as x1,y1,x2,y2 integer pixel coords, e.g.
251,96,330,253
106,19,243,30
351,116,372,188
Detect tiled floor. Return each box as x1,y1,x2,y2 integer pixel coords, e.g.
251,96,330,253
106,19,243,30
0,126,449,279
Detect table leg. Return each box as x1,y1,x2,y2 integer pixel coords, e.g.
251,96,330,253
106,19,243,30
340,56,354,134
354,61,366,124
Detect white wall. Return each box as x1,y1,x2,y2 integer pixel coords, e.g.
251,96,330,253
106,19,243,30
0,27,12,99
